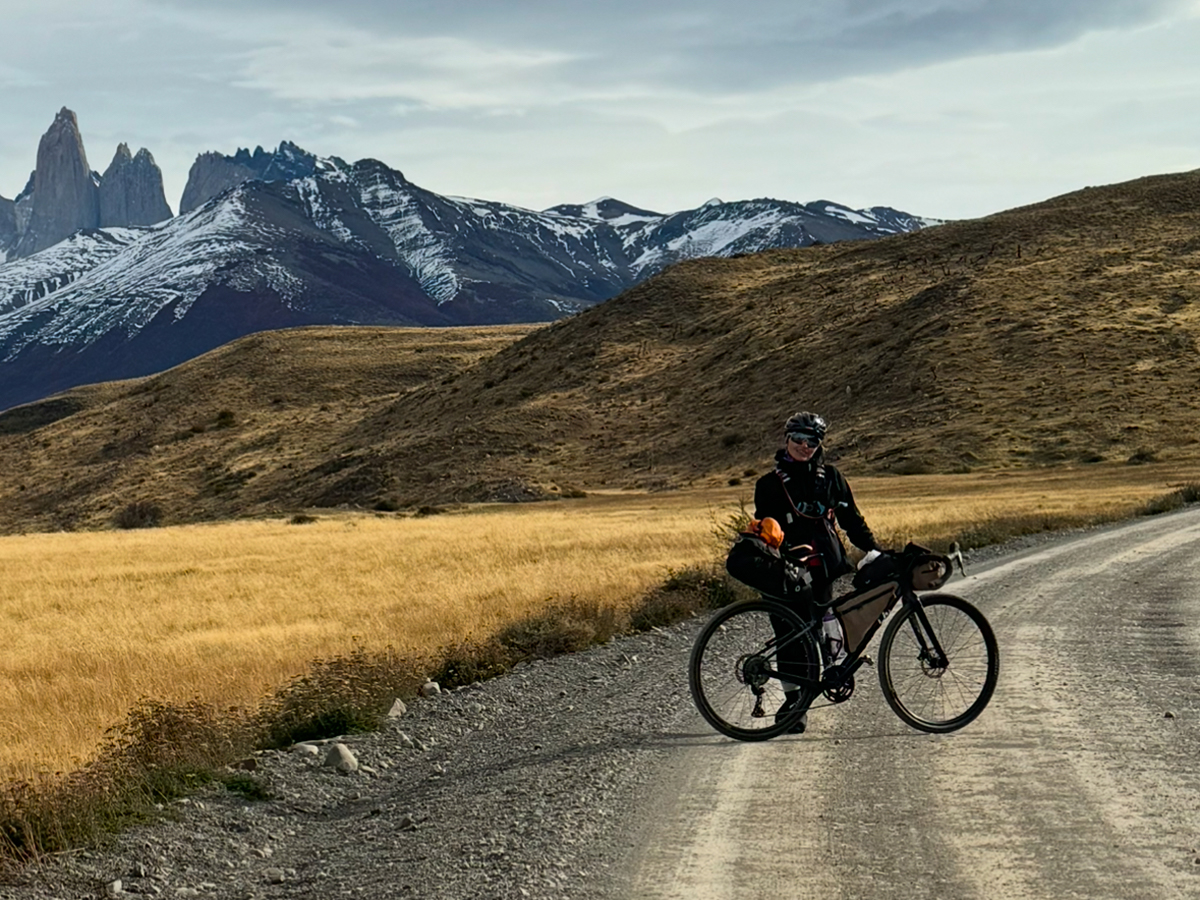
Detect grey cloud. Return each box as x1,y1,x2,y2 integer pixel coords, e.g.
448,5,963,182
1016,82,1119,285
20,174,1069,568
155,0,1191,92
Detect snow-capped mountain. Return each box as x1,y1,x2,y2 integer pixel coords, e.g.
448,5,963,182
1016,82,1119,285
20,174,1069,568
0,144,939,411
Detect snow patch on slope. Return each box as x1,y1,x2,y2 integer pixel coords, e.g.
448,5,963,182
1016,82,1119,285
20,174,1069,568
0,190,292,356
357,171,461,304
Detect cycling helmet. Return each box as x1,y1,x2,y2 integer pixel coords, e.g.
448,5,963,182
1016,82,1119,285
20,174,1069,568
784,411,827,441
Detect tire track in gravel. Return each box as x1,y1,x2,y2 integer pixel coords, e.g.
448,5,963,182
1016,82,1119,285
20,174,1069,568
622,506,1200,900
927,509,1200,900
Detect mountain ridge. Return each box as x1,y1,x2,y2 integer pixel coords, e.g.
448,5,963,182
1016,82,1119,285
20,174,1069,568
0,131,935,411
1,166,1197,534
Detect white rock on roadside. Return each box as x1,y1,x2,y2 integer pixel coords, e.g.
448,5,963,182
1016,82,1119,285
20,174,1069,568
323,743,359,774
388,698,408,717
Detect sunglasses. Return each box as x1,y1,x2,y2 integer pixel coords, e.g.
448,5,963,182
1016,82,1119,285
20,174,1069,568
787,433,821,448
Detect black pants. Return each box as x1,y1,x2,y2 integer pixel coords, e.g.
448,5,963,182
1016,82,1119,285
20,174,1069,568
769,581,833,692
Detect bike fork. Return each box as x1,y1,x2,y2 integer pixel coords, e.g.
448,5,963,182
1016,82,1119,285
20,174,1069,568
908,604,949,667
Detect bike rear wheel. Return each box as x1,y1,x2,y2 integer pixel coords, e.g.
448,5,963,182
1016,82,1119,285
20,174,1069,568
688,598,821,741
877,593,998,733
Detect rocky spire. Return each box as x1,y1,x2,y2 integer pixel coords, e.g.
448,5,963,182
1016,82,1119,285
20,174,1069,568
179,141,317,214
0,195,16,260
14,107,101,257
98,143,173,227
179,151,257,215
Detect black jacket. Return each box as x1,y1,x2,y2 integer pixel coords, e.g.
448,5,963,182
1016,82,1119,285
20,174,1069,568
753,449,879,575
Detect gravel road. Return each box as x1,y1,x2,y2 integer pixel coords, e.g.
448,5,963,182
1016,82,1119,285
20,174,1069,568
4,506,1200,900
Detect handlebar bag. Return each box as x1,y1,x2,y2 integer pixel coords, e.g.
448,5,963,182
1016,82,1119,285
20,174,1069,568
852,553,899,591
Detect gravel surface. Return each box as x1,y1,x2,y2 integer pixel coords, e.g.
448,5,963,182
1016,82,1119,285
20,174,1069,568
1,620,702,900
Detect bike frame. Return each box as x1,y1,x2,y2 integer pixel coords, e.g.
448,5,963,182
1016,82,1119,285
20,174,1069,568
761,583,950,703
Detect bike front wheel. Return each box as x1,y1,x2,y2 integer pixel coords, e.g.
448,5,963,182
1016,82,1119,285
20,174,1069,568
877,593,999,733
688,598,821,741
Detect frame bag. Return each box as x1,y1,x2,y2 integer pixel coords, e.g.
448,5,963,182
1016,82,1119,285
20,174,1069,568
833,582,898,655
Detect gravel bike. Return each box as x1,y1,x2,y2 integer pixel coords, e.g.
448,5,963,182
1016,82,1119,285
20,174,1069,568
688,544,999,741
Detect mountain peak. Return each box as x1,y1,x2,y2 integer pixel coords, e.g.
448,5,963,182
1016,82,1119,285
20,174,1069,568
99,141,172,227
13,107,99,257
544,197,662,222
180,141,318,214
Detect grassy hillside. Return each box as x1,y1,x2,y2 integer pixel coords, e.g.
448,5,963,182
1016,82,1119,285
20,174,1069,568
2,168,1200,532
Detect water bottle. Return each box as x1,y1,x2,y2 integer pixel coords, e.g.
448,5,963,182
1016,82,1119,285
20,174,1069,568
822,609,847,666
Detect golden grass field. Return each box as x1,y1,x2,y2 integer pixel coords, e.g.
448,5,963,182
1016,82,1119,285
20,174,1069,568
1,461,1195,784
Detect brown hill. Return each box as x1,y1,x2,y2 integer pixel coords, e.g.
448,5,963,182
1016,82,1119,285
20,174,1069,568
2,169,1200,532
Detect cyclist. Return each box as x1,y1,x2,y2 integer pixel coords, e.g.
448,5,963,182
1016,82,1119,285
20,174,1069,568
753,411,883,732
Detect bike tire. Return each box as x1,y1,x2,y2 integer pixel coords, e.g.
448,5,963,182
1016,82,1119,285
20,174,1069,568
877,593,999,733
688,598,821,741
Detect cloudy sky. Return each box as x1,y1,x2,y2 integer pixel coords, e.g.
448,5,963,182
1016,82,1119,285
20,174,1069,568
3,0,1199,221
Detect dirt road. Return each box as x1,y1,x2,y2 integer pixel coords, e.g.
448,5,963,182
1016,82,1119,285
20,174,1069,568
625,506,1200,900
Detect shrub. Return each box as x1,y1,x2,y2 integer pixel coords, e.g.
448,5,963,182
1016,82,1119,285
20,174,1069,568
0,699,255,865
113,501,162,530
429,637,514,691
1140,483,1200,516
711,498,752,548
257,645,424,749
630,566,737,630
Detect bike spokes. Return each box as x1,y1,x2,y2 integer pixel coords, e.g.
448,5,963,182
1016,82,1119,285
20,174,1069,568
689,600,821,741
877,595,999,733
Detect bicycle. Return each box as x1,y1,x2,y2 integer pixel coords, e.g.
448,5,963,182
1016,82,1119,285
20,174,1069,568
688,543,999,741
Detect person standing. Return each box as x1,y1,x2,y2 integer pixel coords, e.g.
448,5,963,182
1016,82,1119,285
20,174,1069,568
753,411,882,732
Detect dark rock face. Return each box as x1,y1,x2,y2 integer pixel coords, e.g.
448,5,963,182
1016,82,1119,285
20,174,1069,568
0,195,16,260
14,108,101,257
178,152,256,216
13,173,35,238
180,141,318,213
98,144,173,227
